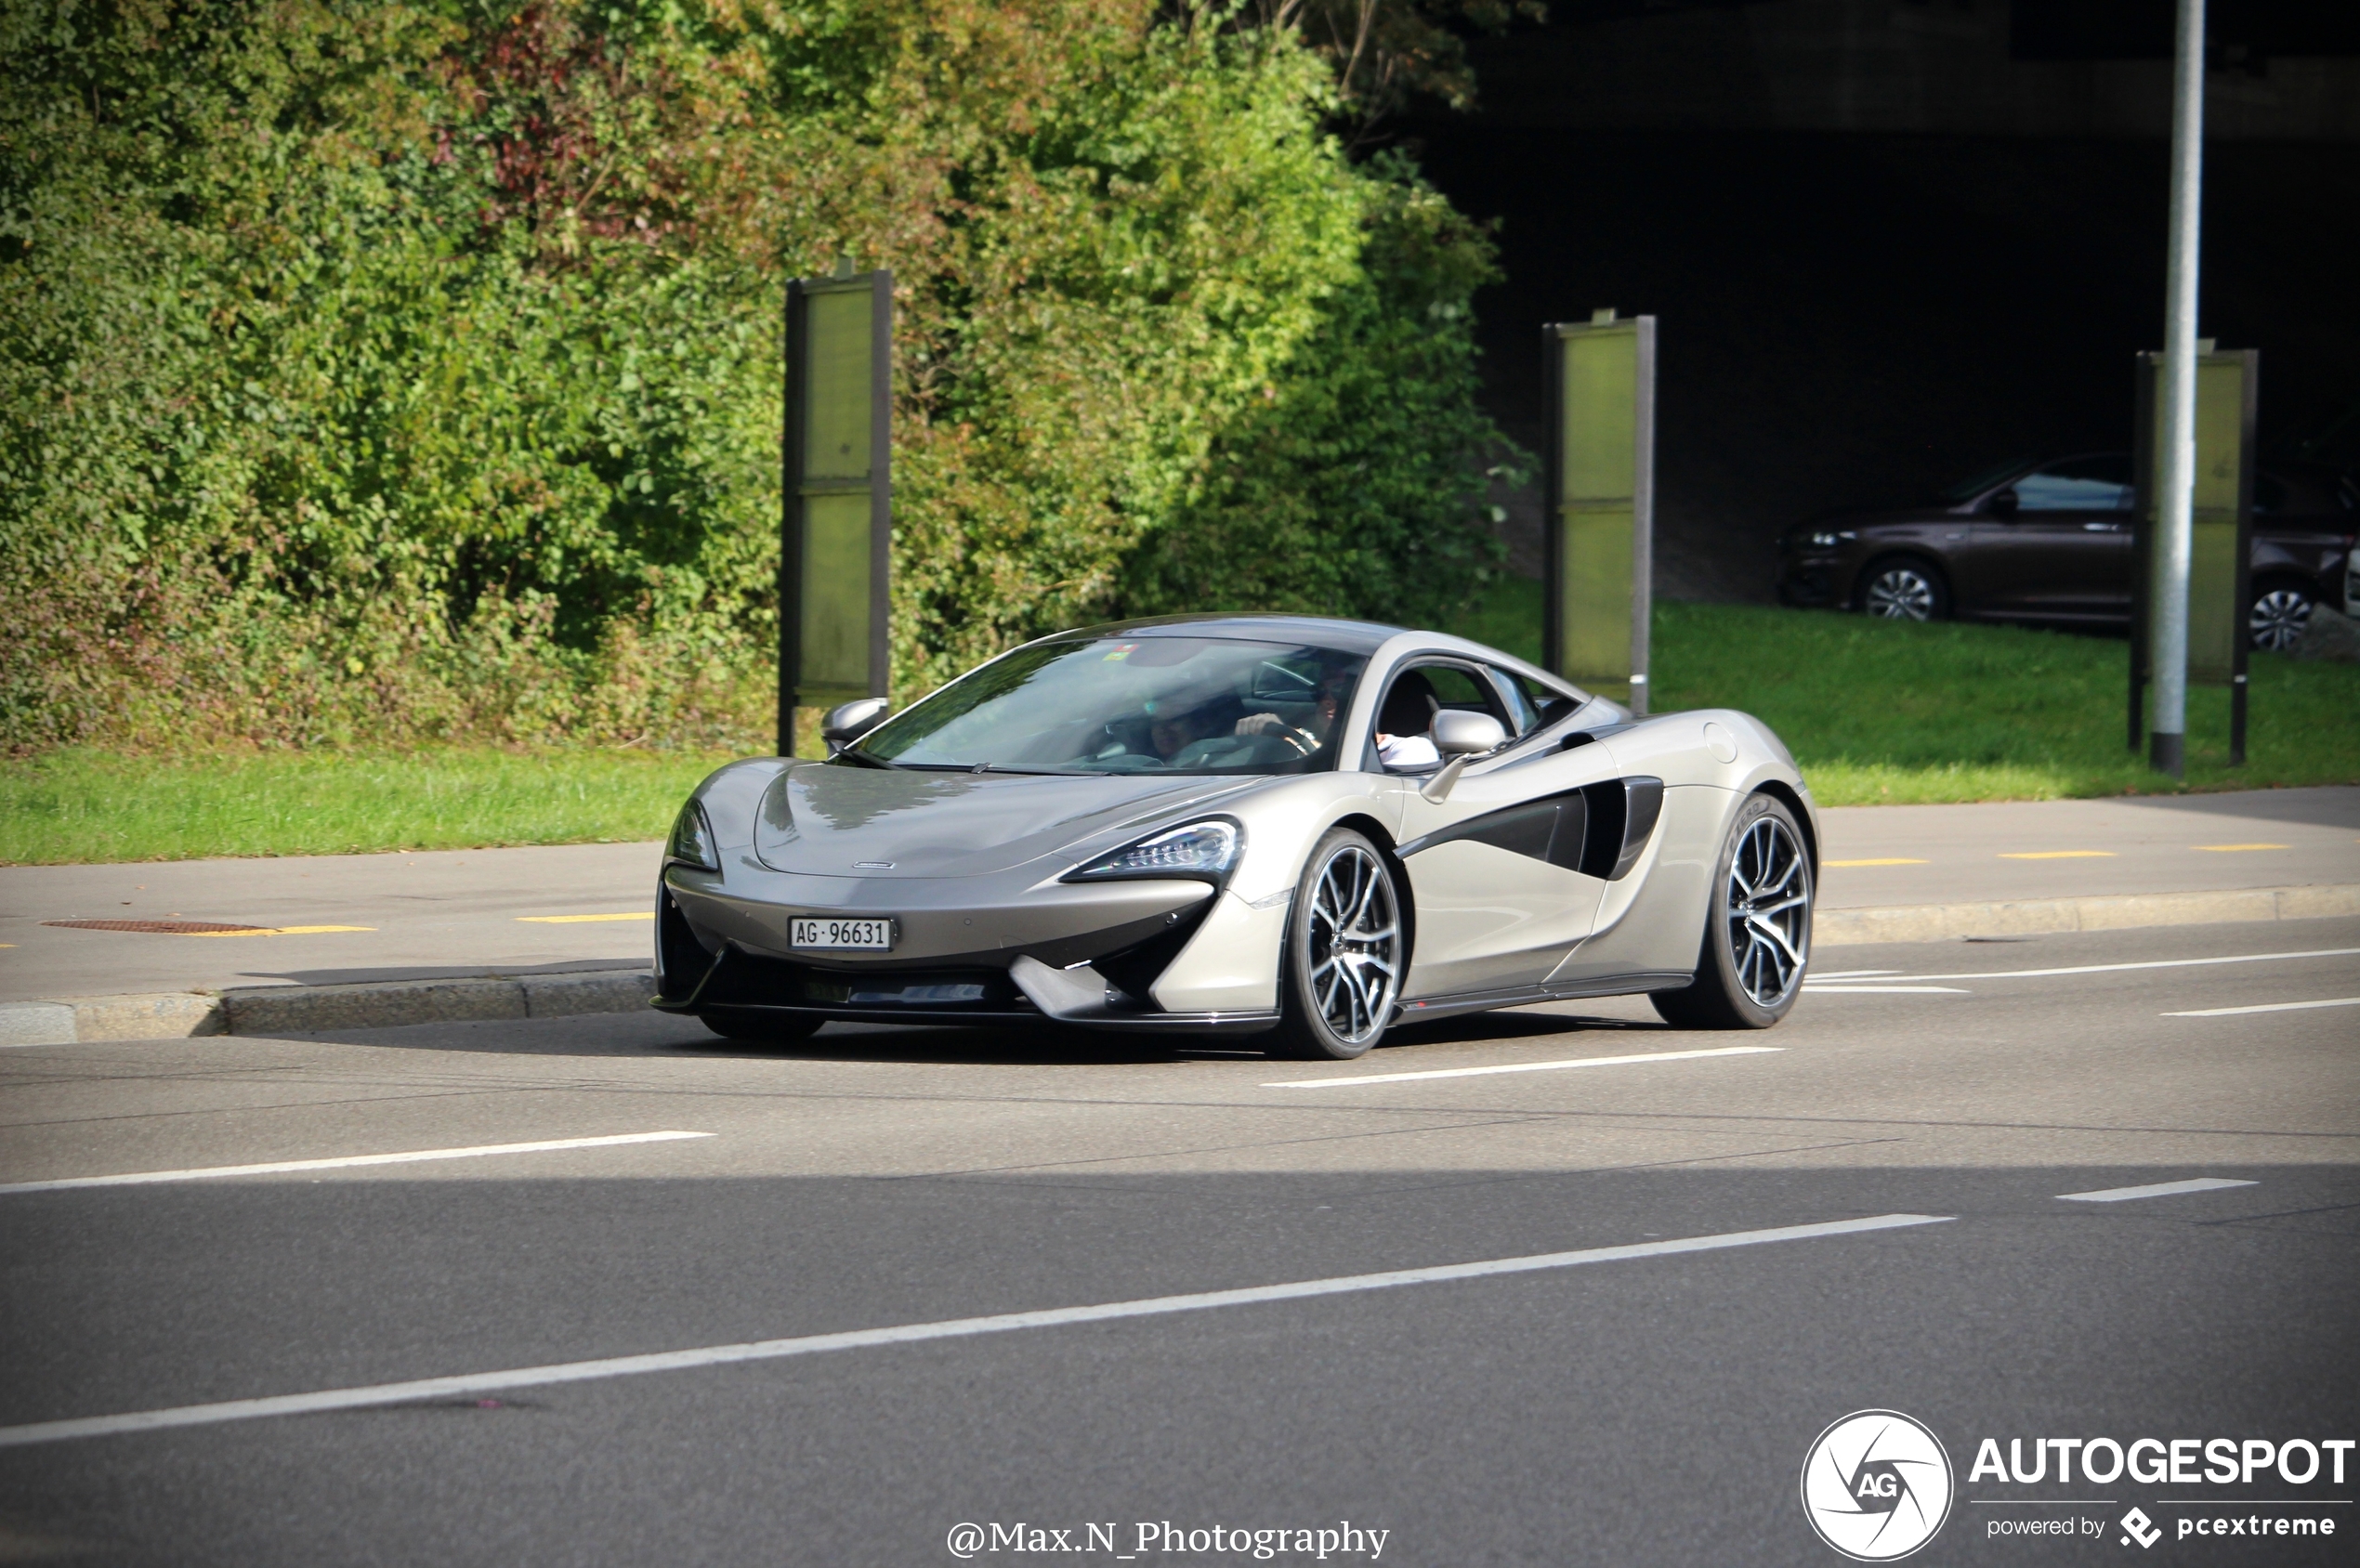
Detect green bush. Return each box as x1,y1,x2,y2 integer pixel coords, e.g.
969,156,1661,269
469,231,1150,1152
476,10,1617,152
0,0,1513,753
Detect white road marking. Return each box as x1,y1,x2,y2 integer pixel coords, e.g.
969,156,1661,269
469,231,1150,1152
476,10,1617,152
0,1131,715,1196
2162,996,2360,1018
1863,947,2360,984
2057,1178,2256,1204
1803,970,1902,980
1264,1045,1780,1089
1800,985,1970,995
517,912,653,923
0,1213,1952,1448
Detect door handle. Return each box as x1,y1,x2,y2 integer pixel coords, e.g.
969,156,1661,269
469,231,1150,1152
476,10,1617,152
2082,521,2119,531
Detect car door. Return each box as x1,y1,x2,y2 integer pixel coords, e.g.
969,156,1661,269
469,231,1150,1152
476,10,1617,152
1371,661,1620,1000
1964,454,2135,620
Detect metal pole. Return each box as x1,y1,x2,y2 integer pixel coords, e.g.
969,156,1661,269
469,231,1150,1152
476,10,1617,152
2150,0,2206,779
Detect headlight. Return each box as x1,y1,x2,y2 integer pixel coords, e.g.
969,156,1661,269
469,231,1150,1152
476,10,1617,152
666,801,719,872
1064,819,1240,883
1804,529,1855,549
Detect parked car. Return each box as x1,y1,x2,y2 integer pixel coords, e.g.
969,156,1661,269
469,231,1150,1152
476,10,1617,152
1776,453,2358,650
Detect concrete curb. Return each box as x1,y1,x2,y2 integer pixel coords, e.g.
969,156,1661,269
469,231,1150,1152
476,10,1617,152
6,883,2355,1044
0,968,658,1047
1814,882,2360,947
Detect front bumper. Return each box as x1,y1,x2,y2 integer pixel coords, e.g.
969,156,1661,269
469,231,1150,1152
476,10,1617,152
658,866,1278,1034
1775,553,1847,608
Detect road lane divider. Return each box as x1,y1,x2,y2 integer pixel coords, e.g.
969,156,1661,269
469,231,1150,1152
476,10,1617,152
1800,985,1969,995
0,1131,714,1196
2057,1178,2257,1203
182,925,374,938
1999,851,2115,859
2194,843,2289,853
1851,947,2360,985
2161,995,2360,1018
0,1212,1952,1449
1264,1045,1780,1089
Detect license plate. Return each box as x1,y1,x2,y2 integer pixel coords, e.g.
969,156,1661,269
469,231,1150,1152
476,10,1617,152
791,916,895,951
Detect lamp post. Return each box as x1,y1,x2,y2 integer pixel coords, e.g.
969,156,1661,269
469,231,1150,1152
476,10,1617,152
2149,0,2206,778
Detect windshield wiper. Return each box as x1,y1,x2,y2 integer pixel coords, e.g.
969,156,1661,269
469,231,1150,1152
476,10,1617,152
972,764,1108,777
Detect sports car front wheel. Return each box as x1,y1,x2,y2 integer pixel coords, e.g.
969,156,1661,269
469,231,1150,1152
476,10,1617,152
1269,827,1405,1061
1652,792,1812,1029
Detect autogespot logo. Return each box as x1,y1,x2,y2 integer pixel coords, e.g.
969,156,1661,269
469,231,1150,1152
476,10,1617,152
1802,1410,1956,1561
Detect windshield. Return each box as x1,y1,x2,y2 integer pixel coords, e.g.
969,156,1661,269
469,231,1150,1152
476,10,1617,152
854,636,1370,776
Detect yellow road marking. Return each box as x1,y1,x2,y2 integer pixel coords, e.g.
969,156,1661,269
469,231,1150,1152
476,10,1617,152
181,925,375,938
1825,857,1928,868
1999,851,2115,859
2193,843,2289,853
517,912,654,923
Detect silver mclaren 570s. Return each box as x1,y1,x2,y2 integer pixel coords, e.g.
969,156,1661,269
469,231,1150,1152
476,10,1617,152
653,614,1817,1059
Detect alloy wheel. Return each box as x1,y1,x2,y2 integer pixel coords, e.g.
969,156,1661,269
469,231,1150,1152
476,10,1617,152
1724,816,1809,1008
1305,844,1400,1046
1863,568,1936,621
2249,588,2314,652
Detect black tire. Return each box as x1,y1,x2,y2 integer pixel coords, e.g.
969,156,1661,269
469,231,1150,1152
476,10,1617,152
2247,580,2316,652
1267,827,1407,1061
1855,556,1951,621
698,1007,824,1044
1652,793,1813,1030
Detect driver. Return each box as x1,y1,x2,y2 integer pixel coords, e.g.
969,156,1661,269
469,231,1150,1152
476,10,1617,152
1234,668,1352,754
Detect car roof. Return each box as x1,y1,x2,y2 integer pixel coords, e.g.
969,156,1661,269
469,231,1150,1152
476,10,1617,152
1049,613,1407,656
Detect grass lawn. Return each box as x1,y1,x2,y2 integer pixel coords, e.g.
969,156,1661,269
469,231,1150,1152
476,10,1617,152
1450,575,2360,805
7,587,2354,863
0,748,734,866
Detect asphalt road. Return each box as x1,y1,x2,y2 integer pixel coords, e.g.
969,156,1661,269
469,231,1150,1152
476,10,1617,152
2,919,2354,1565
3,787,2355,1003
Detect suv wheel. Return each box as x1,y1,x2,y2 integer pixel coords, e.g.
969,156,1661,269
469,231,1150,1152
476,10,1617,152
2249,582,2316,652
1856,558,1951,621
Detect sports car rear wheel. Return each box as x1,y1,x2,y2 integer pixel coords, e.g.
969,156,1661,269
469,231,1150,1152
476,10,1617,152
1269,828,1404,1061
1652,793,1812,1030
699,1008,823,1045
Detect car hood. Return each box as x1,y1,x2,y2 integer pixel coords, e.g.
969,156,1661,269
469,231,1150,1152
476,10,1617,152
750,764,1260,879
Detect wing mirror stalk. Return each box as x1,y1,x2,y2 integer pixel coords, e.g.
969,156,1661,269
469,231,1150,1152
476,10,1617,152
1420,711,1509,804
819,696,891,756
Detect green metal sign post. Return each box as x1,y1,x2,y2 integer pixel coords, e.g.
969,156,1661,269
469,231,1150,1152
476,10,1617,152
780,267,893,756
2130,344,2256,766
1541,310,1656,714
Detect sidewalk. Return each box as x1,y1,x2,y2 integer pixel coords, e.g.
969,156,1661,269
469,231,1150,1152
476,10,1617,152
4,787,2355,1040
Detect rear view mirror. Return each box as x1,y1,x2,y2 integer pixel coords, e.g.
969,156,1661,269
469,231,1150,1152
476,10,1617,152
820,697,891,755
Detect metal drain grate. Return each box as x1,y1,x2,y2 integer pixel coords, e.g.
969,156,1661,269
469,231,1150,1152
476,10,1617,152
42,919,269,934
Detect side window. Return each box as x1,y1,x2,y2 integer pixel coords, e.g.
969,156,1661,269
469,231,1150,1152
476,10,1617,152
1423,665,1502,719
1367,661,1511,766
1488,667,1539,734
2014,454,2133,513
1505,669,1580,729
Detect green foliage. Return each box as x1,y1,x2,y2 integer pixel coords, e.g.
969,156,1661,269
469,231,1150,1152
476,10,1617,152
0,0,1517,752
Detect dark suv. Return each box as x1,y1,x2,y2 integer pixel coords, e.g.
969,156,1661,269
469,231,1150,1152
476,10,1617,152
1776,453,2356,649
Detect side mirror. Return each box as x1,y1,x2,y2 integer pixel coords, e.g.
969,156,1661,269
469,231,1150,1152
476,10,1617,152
1420,711,1509,804
820,696,890,755
1986,488,2019,517
1432,710,1508,756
